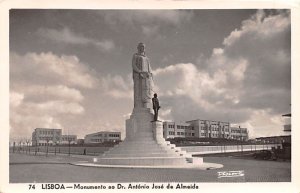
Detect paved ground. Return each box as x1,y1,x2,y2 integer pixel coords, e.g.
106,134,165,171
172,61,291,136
9,153,291,183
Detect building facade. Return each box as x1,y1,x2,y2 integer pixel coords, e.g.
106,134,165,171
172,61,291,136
84,131,121,144
32,128,62,146
163,122,195,139
229,126,249,141
61,135,77,144
256,135,291,144
163,119,248,141
186,119,231,139
32,128,78,146
184,119,231,139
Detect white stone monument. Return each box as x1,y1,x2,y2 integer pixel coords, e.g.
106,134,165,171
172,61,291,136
88,43,221,168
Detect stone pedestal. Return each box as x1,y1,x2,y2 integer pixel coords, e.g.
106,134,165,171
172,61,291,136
94,107,203,166
152,121,164,142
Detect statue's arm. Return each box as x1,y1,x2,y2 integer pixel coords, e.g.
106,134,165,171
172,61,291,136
132,54,141,73
147,57,154,79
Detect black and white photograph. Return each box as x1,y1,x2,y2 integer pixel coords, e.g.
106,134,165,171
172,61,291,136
1,1,299,193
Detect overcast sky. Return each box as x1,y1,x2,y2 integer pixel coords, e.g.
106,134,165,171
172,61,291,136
9,9,291,140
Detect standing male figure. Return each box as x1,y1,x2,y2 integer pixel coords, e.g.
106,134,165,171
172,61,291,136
152,93,160,121
132,42,154,108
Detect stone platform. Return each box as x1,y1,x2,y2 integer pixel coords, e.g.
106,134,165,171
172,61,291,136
82,107,222,169
72,161,223,170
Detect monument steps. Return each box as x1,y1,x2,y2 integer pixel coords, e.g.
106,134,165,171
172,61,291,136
104,148,176,155
96,157,187,166
101,152,180,158
98,125,198,166
103,141,179,155
102,134,195,161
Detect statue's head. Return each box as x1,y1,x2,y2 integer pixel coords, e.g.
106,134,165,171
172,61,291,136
137,42,145,54
154,93,157,98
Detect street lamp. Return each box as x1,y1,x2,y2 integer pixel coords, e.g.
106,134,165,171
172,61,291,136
19,140,22,153
13,141,15,153
46,137,50,157
26,139,30,154
34,139,37,156
68,137,72,156
240,127,243,155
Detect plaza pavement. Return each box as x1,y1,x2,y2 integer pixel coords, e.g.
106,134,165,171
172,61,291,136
9,153,291,183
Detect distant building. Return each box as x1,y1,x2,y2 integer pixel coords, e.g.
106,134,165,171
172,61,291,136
256,135,291,144
84,131,121,144
77,139,84,145
32,128,77,146
163,122,195,139
229,126,248,141
186,119,231,139
282,113,291,132
61,135,77,144
32,128,62,146
163,119,248,141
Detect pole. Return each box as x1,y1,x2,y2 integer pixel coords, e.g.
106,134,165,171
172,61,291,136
68,140,71,156
13,142,15,153
46,140,49,157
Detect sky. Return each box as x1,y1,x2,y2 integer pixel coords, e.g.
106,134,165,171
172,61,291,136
9,9,291,141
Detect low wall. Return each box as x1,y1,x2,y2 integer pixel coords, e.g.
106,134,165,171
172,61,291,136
10,143,283,156
181,144,282,155
9,146,110,156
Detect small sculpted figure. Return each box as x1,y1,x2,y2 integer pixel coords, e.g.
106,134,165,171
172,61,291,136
152,93,160,121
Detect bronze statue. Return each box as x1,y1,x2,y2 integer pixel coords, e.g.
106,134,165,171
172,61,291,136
152,93,160,121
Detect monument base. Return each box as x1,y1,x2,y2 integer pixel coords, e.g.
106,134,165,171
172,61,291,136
83,107,220,168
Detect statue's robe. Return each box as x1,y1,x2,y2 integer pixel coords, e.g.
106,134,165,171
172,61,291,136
132,53,154,108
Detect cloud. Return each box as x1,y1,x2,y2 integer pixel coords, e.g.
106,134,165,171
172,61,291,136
10,112,62,141
153,63,228,108
153,63,251,123
220,10,291,114
10,91,24,107
10,52,98,88
100,74,133,99
223,10,290,46
37,27,115,51
10,52,98,140
15,85,84,103
23,101,84,115
142,25,159,37
102,10,193,39
245,110,285,137
103,10,193,26
152,10,290,138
